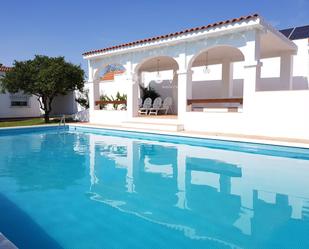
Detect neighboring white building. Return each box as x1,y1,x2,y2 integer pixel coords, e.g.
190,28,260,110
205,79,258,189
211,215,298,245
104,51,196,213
84,14,309,140
0,65,80,119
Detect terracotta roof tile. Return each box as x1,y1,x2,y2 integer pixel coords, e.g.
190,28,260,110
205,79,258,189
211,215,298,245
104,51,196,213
100,70,124,81
0,66,12,72
83,13,259,56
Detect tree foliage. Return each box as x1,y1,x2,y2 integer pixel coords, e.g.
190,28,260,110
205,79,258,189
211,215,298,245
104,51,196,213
139,84,160,101
1,55,85,122
75,88,89,109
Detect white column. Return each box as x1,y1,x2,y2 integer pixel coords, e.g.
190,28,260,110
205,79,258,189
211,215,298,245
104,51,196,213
243,62,262,112
242,30,262,112
88,81,100,111
177,69,192,119
280,53,294,90
87,60,100,112
222,59,234,98
172,69,178,114
126,73,139,118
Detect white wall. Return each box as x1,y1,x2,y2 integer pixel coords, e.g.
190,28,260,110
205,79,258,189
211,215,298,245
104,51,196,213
89,110,128,125
86,25,309,140
0,71,41,118
184,90,309,139
0,70,80,118
98,74,128,98
0,91,42,118
51,92,79,115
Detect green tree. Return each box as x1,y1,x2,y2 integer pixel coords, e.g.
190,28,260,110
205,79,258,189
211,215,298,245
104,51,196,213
1,55,84,122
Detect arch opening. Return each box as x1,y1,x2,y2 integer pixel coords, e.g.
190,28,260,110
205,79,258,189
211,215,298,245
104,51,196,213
188,46,245,112
136,56,179,116
94,63,127,111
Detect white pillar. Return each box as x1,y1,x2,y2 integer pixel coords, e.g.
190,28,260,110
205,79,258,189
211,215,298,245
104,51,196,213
243,62,262,112
280,53,294,90
172,70,178,114
242,30,262,112
88,81,100,111
126,73,139,118
177,69,192,119
222,59,233,98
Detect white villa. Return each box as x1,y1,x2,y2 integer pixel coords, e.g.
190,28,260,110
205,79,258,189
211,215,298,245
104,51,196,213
84,14,309,140
0,65,80,119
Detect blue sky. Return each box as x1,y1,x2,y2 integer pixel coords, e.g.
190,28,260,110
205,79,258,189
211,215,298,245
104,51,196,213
1,0,308,72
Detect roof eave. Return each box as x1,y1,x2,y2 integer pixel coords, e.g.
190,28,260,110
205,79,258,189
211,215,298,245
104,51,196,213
260,17,298,51
83,17,262,60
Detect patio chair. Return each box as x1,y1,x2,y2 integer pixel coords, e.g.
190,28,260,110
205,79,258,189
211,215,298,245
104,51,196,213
149,97,163,115
160,97,172,114
138,98,143,108
138,97,152,115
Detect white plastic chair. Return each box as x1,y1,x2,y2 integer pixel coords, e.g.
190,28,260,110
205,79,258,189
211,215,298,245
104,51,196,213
149,97,163,115
138,97,152,115
160,97,172,114
138,98,143,108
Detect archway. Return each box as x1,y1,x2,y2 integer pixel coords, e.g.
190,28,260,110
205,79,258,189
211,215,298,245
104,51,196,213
95,63,126,82
188,45,245,111
135,56,179,115
93,63,127,110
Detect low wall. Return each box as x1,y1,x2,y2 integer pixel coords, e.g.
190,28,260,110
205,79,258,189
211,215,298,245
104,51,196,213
89,110,128,125
184,90,309,139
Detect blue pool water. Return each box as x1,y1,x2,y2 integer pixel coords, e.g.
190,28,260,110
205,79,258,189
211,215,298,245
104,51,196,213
0,126,309,249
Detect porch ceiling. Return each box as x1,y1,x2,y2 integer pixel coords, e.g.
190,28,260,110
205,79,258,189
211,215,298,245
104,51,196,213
192,46,245,67
260,28,297,58
138,56,179,72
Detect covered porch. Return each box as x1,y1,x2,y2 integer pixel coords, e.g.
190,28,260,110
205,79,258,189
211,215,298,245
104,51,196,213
83,14,309,139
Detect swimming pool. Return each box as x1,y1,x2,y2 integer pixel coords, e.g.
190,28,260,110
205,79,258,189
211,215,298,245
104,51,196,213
0,126,308,249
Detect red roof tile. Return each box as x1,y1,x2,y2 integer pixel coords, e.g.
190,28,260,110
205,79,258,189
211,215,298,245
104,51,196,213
100,70,124,81
83,13,259,56
0,65,12,72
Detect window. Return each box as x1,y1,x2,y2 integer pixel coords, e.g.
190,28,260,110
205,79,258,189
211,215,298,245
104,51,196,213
10,93,30,107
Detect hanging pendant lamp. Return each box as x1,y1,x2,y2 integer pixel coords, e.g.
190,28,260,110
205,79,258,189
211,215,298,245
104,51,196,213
203,51,211,74
155,59,163,84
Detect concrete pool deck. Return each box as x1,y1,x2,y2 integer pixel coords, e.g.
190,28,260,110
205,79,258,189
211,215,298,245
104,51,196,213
0,233,17,249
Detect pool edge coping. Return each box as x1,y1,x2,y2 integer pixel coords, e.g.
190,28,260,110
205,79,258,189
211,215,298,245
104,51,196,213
0,124,58,130
68,123,309,149
1,123,309,149
0,233,18,249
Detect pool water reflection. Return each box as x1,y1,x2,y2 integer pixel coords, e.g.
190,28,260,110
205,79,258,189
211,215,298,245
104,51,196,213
0,129,308,249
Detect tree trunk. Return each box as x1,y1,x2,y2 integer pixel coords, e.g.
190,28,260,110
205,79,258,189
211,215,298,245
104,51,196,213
44,112,50,123
42,96,53,123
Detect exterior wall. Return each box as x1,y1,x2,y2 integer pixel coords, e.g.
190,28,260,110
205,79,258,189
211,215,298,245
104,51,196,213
184,90,309,139
0,71,80,118
0,71,41,118
98,74,128,97
89,110,128,125
51,92,79,116
0,92,42,118
85,22,309,140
